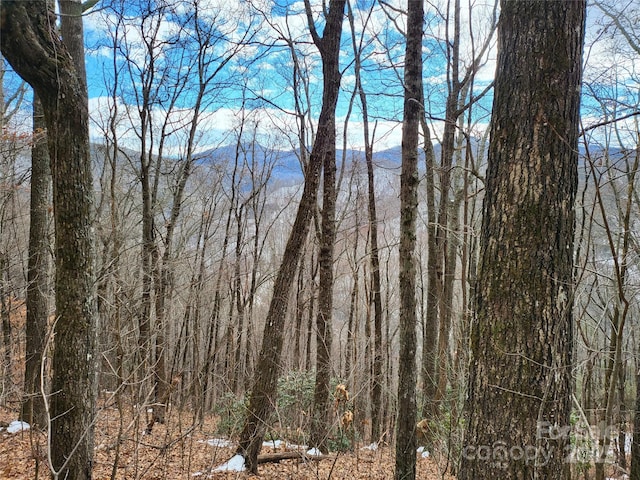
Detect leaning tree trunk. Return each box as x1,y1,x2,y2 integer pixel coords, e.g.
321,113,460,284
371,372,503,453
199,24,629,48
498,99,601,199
1,2,98,479
395,0,423,478
308,0,342,453
235,0,345,473
308,87,337,454
458,1,585,479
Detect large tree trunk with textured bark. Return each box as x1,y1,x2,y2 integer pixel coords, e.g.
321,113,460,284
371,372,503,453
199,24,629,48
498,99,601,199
1,2,97,478
458,1,585,479
395,0,423,478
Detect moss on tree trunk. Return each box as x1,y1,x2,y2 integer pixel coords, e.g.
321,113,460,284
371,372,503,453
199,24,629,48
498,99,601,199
459,1,586,479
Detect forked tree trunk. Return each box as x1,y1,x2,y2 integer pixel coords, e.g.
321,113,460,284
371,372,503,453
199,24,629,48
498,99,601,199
431,0,462,411
308,0,341,453
309,93,338,451
1,2,98,478
235,0,345,472
458,1,585,479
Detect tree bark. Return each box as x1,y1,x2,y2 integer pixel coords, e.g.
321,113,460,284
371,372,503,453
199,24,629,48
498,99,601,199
0,254,12,399
458,1,585,479
20,94,51,429
309,81,337,453
308,0,341,453
347,1,385,441
395,0,423,478
235,0,345,472
421,108,439,423
1,2,98,479
431,0,463,411
632,363,640,479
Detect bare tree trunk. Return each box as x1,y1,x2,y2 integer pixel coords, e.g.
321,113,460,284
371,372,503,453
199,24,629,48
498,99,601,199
459,1,585,478
152,110,201,425
138,134,157,404
235,0,345,472
345,236,359,382
347,1,385,442
309,83,337,453
201,157,237,407
231,206,245,393
305,278,316,372
244,142,274,385
431,0,463,410
395,0,423,477
1,2,98,478
617,363,627,471
123,2,181,418
421,114,439,423
294,245,307,370
588,145,639,480
20,93,51,429
632,359,640,479
0,254,12,401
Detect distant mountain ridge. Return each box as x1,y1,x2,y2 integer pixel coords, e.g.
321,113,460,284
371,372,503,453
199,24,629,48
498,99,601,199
193,142,449,184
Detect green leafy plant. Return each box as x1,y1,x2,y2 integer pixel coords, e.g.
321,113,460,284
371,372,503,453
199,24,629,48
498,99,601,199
213,391,247,437
275,370,315,434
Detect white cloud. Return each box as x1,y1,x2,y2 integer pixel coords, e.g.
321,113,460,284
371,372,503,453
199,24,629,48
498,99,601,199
79,0,640,157
89,95,306,155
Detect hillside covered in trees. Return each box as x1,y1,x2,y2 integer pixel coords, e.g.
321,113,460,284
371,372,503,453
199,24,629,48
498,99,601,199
1,0,639,479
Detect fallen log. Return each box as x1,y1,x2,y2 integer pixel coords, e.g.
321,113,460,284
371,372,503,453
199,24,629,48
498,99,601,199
257,451,333,464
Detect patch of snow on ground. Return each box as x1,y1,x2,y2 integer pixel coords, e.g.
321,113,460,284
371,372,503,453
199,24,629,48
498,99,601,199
306,447,322,456
263,439,284,449
261,439,309,450
201,438,234,448
285,442,308,450
213,454,245,472
361,442,378,451
7,421,30,434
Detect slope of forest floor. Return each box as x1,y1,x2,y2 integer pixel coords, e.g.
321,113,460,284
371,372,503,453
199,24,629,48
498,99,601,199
0,403,454,479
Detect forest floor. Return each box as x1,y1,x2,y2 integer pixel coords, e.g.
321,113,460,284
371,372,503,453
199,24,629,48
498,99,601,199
0,402,455,480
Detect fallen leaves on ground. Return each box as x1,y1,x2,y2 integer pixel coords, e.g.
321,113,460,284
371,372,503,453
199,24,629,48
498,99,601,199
0,403,453,479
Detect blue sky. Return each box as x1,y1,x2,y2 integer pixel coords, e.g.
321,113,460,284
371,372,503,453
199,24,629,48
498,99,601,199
2,1,638,153
78,0,498,155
